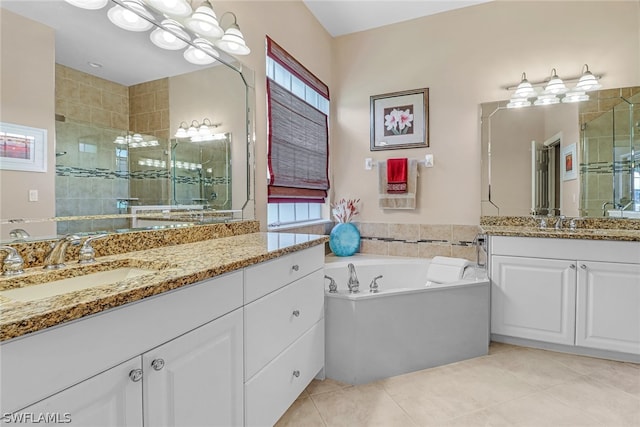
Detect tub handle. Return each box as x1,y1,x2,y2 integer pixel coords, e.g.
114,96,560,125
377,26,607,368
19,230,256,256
370,275,383,293
324,275,338,293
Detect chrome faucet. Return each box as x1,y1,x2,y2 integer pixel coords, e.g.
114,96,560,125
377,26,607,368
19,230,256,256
370,275,382,293
9,228,30,240
554,215,566,230
43,234,81,269
78,234,108,264
324,275,338,293
0,246,24,276
602,201,615,216
620,200,634,212
346,263,360,293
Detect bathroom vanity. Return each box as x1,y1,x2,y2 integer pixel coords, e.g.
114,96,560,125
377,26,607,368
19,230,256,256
484,221,640,361
0,232,326,426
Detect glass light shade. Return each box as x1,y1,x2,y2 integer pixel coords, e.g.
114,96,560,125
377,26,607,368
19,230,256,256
534,94,560,106
215,26,250,55
507,97,532,109
543,70,567,95
114,136,126,144
150,19,190,50
575,71,602,92
562,90,589,103
175,127,188,138
107,1,153,32
64,0,108,10
185,5,223,38
184,38,219,65
513,74,536,99
145,0,192,17
187,125,199,138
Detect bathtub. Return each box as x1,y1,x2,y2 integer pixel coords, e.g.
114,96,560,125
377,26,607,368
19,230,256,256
324,254,490,385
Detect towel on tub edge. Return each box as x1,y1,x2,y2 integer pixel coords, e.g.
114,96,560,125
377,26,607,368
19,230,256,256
426,256,472,284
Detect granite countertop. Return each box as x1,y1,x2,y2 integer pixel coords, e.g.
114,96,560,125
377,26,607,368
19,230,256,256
0,232,328,342
480,225,640,242
480,216,640,242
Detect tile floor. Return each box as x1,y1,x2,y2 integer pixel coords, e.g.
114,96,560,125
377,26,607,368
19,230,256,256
276,343,640,427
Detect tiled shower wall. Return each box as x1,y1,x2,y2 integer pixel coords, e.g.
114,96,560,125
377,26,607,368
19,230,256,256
275,222,481,262
128,79,171,207
55,65,131,232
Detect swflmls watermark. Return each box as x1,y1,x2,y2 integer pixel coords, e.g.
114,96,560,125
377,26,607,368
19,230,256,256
1,412,72,424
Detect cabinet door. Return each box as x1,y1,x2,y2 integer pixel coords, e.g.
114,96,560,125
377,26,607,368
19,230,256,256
576,261,640,354
18,357,142,427
143,308,243,427
491,255,576,345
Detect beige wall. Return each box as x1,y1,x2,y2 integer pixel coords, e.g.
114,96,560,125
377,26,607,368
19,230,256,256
331,0,639,226
0,9,56,239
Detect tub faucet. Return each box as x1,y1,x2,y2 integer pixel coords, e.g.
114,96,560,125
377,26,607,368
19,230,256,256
370,275,382,293
324,275,338,293
43,234,81,270
347,263,360,293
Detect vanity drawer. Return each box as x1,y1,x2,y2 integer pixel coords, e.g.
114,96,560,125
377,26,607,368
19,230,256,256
244,269,324,379
244,245,324,303
244,320,324,427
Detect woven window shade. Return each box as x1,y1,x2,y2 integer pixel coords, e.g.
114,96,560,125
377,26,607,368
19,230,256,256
267,78,329,203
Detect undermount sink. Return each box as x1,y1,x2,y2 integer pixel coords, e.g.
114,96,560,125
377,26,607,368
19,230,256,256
0,267,159,303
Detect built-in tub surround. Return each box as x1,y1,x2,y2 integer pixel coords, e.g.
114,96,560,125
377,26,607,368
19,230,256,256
481,216,640,241
0,230,327,341
2,220,259,269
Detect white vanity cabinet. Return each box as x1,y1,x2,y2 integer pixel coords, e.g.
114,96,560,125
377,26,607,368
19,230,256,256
243,245,325,427
576,261,640,354
19,357,143,427
491,255,576,345
489,236,640,357
1,271,244,425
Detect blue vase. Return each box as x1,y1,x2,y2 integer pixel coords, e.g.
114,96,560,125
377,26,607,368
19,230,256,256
329,222,360,257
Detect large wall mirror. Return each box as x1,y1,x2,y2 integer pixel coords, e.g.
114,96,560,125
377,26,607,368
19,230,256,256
481,86,639,219
1,0,256,242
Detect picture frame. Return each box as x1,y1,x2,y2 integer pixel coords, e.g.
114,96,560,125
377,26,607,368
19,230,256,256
370,88,429,151
562,143,577,181
0,122,47,173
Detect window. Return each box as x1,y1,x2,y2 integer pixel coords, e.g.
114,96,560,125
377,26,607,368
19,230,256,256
266,37,330,227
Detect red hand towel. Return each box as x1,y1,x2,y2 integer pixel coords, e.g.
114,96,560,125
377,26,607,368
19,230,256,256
387,158,408,194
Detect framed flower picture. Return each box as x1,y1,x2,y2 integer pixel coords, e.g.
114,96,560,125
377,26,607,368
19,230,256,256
562,143,577,181
370,88,429,151
0,122,47,172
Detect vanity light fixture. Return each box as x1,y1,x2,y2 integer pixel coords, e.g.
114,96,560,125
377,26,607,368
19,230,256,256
113,132,159,148
174,119,224,142
184,0,224,38
542,68,568,95
184,38,219,65
214,12,251,56
150,19,190,50
64,0,109,10
505,64,601,108
575,64,602,92
145,0,192,17
108,0,154,32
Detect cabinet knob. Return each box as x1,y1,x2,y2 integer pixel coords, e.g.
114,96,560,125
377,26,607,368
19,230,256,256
569,264,576,269
292,370,300,378
151,358,165,371
292,310,300,317
129,369,143,382
291,264,299,272
580,264,587,269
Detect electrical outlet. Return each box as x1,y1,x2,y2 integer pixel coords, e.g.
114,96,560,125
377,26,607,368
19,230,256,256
28,189,38,202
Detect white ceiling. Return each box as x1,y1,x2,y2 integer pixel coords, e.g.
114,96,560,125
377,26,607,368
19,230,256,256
1,0,492,86
302,0,493,37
